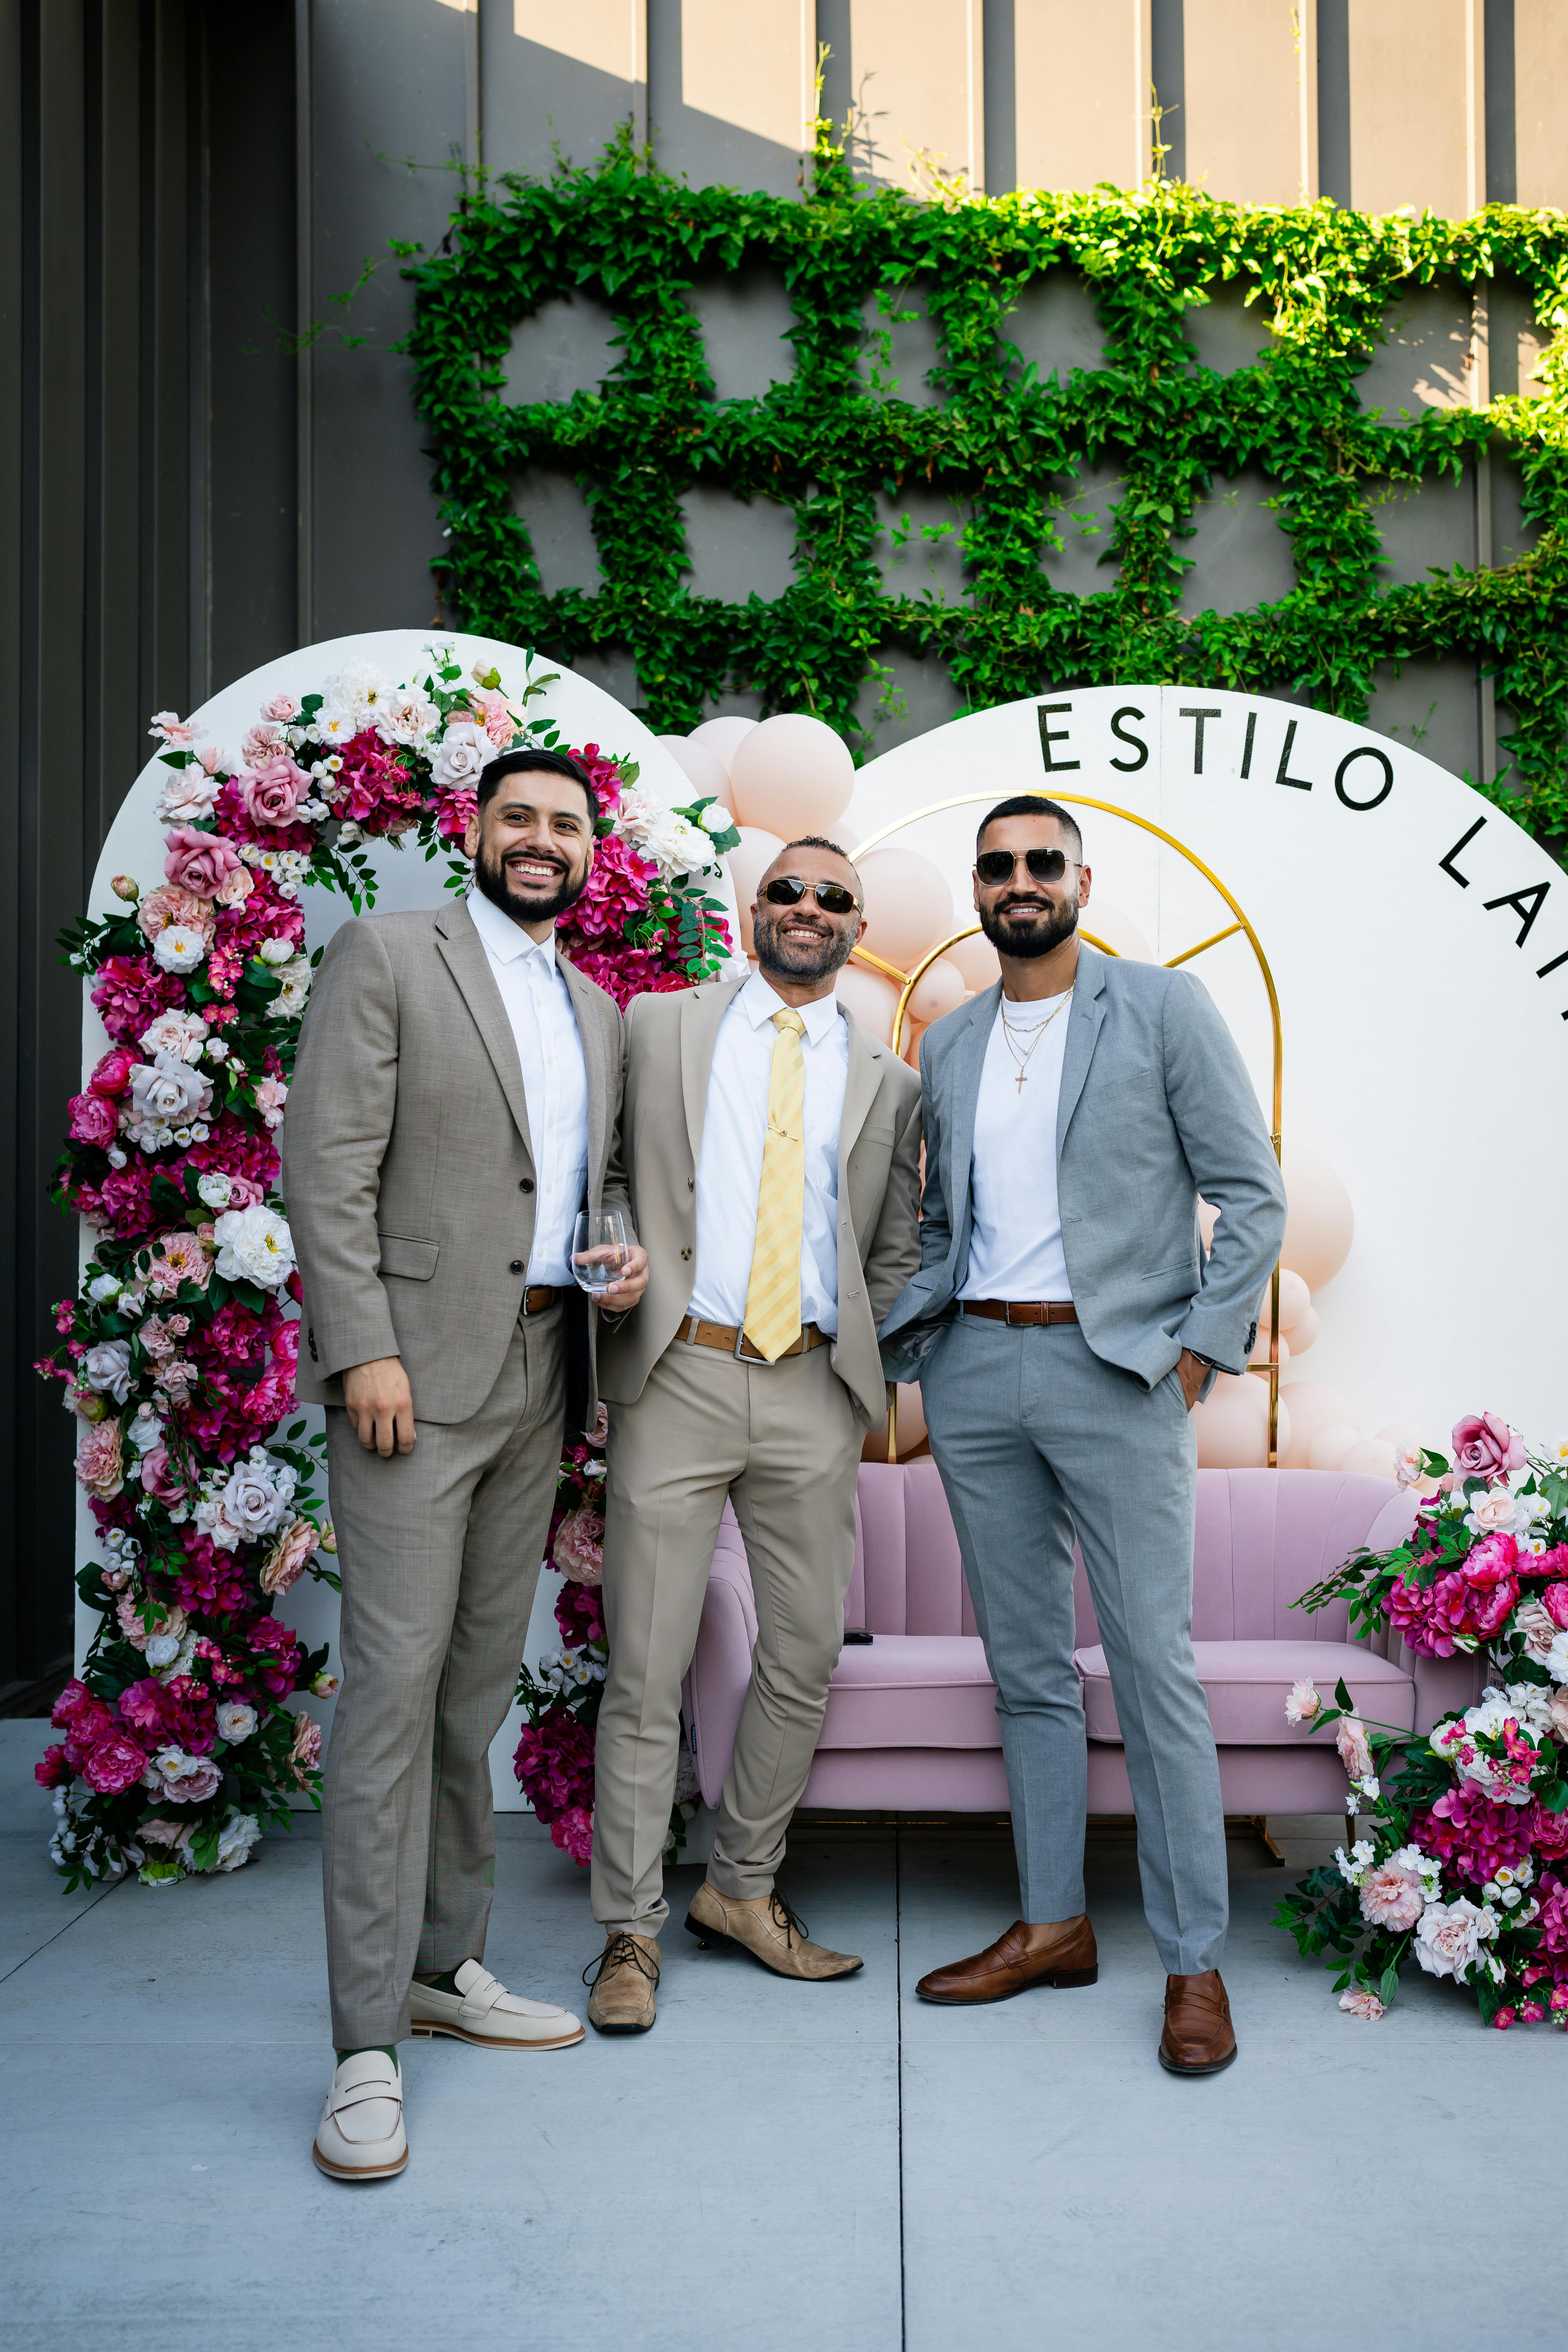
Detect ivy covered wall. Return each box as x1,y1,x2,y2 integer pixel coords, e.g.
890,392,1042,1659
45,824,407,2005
404,136,1568,841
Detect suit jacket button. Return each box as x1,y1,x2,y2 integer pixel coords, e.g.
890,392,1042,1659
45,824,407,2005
510,1260,524,1274
687,1177,695,1191
681,1246,692,1261
519,1177,534,1193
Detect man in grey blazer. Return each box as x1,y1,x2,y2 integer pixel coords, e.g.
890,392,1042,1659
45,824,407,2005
284,747,646,2180
881,792,1285,2074
582,838,922,2031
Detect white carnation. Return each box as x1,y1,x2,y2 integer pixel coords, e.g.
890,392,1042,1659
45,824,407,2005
152,924,206,975
212,1203,295,1289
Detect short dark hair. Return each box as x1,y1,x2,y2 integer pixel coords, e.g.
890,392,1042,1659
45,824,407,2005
478,746,598,825
976,793,1083,863
783,834,854,864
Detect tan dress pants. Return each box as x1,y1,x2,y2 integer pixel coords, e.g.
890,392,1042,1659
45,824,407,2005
322,1306,564,2050
591,1333,863,1937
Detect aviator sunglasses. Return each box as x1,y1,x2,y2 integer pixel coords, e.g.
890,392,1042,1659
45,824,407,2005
762,875,862,916
974,846,1076,887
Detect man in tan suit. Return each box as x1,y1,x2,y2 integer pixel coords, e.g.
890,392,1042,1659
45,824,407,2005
583,837,922,2030
284,747,647,2181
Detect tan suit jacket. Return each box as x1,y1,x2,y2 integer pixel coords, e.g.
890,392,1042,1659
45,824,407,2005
596,974,922,1427
282,898,626,1426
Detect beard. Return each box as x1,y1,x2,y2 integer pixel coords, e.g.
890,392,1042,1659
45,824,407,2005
753,906,858,985
978,891,1079,961
474,837,589,926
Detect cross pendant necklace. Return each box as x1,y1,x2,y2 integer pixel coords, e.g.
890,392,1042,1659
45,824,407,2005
1001,989,1072,1092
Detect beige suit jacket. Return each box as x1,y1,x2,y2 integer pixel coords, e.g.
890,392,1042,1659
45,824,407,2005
596,974,922,1427
282,898,626,1426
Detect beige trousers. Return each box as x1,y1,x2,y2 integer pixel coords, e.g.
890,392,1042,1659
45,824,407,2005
321,1306,564,2049
591,1334,863,1937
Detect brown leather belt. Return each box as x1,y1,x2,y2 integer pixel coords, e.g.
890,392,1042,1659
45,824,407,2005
960,1299,1078,1326
679,1315,830,1361
521,1286,560,1316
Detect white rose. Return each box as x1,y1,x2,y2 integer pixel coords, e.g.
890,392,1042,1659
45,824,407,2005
144,1632,182,1669
126,1404,163,1455
204,1038,230,1065
138,1009,208,1063
87,1273,122,1303
1466,1489,1527,1536
1547,1629,1568,1686
197,1170,232,1208
430,721,496,791
217,1450,297,1540
152,925,206,975
127,1051,213,1141
212,1203,296,1289
216,1702,258,1743
82,1339,132,1403
212,1809,262,1873
699,802,734,834
155,768,220,825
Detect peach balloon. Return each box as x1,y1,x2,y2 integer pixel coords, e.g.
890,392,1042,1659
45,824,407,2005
1281,1304,1318,1356
727,825,784,954
857,847,958,974
1194,1372,1271,1468
1258,1269,1311,1334
727,714,855,836
1082,901,1155,961
1281,1142,1355,1293
1375,1422,1425,1452
862,1381,928,1464
946,931,1000,991
835,963,899,1045
1341,1438,1398,1480
907,956,966,1028
690,715,757,777
1307,1423,1360,1472
1279,1381,1360,1470
657,734,729,802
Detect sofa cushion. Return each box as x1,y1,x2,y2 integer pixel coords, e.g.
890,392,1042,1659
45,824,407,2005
817,1635,999,1751
1074,1640,1416,1746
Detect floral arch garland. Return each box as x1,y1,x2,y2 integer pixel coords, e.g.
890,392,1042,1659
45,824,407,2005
36,645,735,1888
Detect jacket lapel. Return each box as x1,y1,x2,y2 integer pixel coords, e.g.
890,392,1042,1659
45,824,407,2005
836,1004,883,1180
680,975,748,1169
943,985,997,1253
434,899,535,1161
557,951,609,1194
1056,945,1108,1152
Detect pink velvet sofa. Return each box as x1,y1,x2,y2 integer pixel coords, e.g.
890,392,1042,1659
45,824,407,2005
682,1463,1483,1819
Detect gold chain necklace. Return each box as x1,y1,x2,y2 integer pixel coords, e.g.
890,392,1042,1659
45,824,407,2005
1000,990,1073,1094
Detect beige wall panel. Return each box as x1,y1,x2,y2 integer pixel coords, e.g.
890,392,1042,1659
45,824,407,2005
851,0,983,189
1183,0,1314,204
682,0,812,150
512,0,641,82
1514,0,1568,210
1014,0,1150,193
1348,0,1482,218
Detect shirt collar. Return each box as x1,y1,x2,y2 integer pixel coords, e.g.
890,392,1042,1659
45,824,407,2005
467,885,557,970
739,969,842,1046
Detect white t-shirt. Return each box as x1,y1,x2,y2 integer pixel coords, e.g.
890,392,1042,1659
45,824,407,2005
688,972,850,1336
959,989,1074,1303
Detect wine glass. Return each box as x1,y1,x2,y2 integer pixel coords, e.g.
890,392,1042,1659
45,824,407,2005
571,1210,630,1297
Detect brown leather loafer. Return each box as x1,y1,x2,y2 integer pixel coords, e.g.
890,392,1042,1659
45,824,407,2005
916,1915,1098,2005
1158,1969,1237,2074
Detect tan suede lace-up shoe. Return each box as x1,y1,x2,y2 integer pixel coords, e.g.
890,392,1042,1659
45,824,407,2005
584,1932,661,2034
684,1883,862,1979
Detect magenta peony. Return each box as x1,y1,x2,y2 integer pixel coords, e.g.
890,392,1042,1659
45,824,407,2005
1386,1565,1519,1656
67,1092,119,1147
1536,1873,1568,1956
514,1705,596,1828
1542,1582,1568,1630
554,1578,606,1650
561,830,656,943
550,1804,594,1864
90,955,184,1046
1451,1412,1527,1484
80,1730,151,1796
87,1045,139,1097
1415,1780,1536,1883
34,1744,71,1789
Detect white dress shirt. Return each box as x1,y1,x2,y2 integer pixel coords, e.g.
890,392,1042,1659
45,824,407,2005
467,888,590,1286
689,973,851,1336
960,989,1074,1303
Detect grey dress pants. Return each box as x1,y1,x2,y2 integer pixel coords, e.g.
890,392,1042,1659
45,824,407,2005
321,1306,565,2050
921,1313,1228,1976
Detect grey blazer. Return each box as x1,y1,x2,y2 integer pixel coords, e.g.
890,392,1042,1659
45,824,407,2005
878,945,1287,1393
282,898,627,1426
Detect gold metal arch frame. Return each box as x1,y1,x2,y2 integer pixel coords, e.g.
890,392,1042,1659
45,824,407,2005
848,792,1285,1468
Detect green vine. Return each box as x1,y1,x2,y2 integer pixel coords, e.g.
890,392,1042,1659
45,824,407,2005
400,124,1568,842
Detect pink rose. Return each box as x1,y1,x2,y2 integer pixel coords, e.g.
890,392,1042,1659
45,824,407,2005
1358,1860,1426,1931
164,825,241,898
1550,1690,1568,1745
1542,1583,1568,1631
116,1593,151,1651
240,754,308,828
1335,1715,1374,1782
81,1730,150,1796
157,1753,222,1804
253,1076,288,1129
290,1712,323,1783
75,1417,125,1500
1452,1412,1526,1484
1284,1679,1321,1726
1338,1987,1385,2021
259,1518,318,1597
87,1046,139,1098
260,692,299,722
139,1818,193,1851
552,1507,605,1586
67,1093,118,1147
137,883,215,944
139,1444,189,1504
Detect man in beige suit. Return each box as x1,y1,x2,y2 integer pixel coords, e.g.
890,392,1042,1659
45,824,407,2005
284,747,646,2181
583,837,922,2030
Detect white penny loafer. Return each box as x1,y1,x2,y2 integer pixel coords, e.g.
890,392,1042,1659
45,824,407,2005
408,1958,585,2050
313,2050,408,2182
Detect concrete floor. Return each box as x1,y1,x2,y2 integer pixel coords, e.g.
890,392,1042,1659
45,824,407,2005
0,1716,1559,2352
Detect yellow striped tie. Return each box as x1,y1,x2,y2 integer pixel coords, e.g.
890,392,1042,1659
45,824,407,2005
742,1008,808,1362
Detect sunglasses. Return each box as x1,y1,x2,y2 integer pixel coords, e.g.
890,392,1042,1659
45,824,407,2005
974,846,1075,887
762,875,862,917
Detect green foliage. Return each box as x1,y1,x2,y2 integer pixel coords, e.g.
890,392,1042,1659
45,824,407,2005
401,126,1568,843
